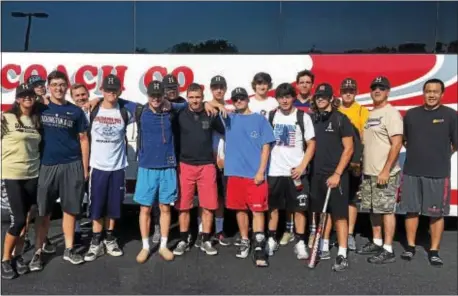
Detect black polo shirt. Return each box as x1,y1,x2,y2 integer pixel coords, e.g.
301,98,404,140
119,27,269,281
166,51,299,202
178,108,225,165
403,105,458,178
312,111,354,175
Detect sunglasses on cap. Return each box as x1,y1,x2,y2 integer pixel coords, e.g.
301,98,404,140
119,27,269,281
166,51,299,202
314,95,332,101
231,96,248,102
370,85,388,92
340,88,356,94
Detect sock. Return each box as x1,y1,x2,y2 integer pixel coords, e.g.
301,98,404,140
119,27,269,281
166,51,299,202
321,239,330,252
92,232,102,245
268,230,276,239
197,218,203,233
338,247,347,258
285,221,294,233
142,238,150,250
383,244,393,253
429,250,439,257
215,218,224,234
75,221,81,233
105,230,114,241
373,238,383,247
160,237,168,249
296,232,306,242
180,231,189,243
202,232,210,242
406,245,416,253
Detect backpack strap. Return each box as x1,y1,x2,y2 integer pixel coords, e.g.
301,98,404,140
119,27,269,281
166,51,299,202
296,109,307,151
87,101,102,153
268,110,276,127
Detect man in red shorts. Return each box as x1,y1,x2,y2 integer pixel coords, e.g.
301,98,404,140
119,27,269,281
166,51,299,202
173,83,226,256
223,87,276,267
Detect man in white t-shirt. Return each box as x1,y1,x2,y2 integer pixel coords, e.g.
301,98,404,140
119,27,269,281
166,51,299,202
249,72,279,116
83,75,138,262
265,83,316,259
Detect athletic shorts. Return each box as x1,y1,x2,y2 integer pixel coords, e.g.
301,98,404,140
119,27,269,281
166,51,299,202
89,168,126,220
226,176,268,212
134,167,177,206
310,173,349,219
268,175,309,211
398,174,451,217
359,172,400,214
37,160,85,216
349,174,362,205
216,168,227,200
175,162,218,211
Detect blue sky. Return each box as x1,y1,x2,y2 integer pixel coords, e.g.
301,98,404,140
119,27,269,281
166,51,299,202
2,1,457,53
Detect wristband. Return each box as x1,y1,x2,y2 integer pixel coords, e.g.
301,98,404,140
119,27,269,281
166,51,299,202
334,172,342,176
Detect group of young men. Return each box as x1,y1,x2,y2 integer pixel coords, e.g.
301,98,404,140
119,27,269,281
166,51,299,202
1,66,456,279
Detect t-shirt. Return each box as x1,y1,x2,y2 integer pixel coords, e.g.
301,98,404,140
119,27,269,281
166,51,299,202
312,111,354,175
268,109,315,177
89,103,136,171
224,113,276,178
339,102,370,137
294,100,311,113
1,113,41,179
403,105,458,178
171,96,188,161
249,97,278,116
363,104,403,176
178,108,225,165
40,101,88,166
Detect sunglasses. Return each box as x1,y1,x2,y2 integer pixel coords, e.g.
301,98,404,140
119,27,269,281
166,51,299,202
370,85,388,92
341,89,356,94
232,96,248,102
315,96,332,101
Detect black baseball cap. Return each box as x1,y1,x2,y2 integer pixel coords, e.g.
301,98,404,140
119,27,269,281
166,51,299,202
147,80,164,97
27,75,46,86
340,78,357,90
314,83,334,98
102,74,122,91
370,76,391,89
15,83,34,98
210,75,227,88
162,74,178,89
231,87,249,100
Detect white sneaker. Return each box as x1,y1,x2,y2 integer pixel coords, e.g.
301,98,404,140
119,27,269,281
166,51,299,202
104,239,123,257
280,232,294,246
84,242,105,261
266,237,279,256
294,240,309,260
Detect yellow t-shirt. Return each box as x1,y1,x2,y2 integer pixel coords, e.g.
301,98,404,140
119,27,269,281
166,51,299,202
339,102,370,138
1,113,41,179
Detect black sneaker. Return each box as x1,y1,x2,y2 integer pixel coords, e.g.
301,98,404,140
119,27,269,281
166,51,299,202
1,260,17,280
14,256,29,275
29,252,43,272
63,248,84,265
428,253,444,267
400,246,416,261
332,255,349,272
234,232,242,246
252,241,268,267
357,242,383,255
367,249,396,264
42,237,56,254
213,232,231,246
23,237,33,252
236,239,250,259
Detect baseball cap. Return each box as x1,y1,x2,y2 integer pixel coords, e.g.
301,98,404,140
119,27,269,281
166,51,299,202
231,87,249,100
162,74,178,89
16,83,34,98
340,78,357,90
102,74,122,91
370,76,391,89
314,83,334,98
210,75,227,88
27,75,45,86
147,80,164,97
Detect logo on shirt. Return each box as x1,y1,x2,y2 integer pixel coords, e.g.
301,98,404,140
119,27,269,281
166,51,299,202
365,117,382,129
66,112,73,115
325,122,334,132
260,110,267,116
201,120,210,130
167,156,176,165
273,124,296,147
432,119,444,124
297,194,307,207
250,131,259,139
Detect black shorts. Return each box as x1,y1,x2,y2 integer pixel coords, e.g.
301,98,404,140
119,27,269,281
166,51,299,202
268,175,310,211
310,172,349,219
349,174,362,205
37,160,85,216
216,167,227,200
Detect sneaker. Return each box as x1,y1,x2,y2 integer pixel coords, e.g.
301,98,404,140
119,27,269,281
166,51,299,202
201,241,218,256
152,225,161,244
320,250,331,260
14,256,29,275
367,249,396,264
104,239,123,257
253,241,269,267
63,248,84,265
84,242,105,262
159,247,174,261
266,237,279,256
1,260,17,280
236,239,250,259
23,237,33,252
280,232,294,246
357,241,383,255
29,252,44,272
214,232,231,246
428,253,444,267
294,240,309,260
332,255,349,272
400,247,416,261
347,235,357,251
308,232,316,249
233,232,242,246
136,249,150,264
194,234,203,248
173,241,190,256
42,237,56,254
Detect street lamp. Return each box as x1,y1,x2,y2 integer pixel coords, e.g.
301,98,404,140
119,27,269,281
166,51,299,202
11,11,49,52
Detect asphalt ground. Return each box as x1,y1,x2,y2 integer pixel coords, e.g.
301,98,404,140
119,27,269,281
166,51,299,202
1,206,457,295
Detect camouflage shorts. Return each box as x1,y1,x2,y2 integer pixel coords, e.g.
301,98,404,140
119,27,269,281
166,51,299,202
359,172,400,214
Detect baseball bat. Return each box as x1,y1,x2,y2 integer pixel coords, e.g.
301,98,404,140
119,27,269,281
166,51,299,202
308,186,332,269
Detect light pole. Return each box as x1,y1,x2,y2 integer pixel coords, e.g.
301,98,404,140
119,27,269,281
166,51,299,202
11,12,49,52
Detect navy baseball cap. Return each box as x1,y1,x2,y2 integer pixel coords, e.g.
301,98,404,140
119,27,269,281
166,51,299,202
340,78,357,90
162,74,178,89
231,87,249,100
102,74,122,91
314,83,334,98
27,75,45,86
16,83,34,98
210,75,227,88
147,80,164,97
370,76,391,89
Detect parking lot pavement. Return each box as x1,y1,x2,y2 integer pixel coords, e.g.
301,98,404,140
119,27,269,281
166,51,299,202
1,212,457,295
